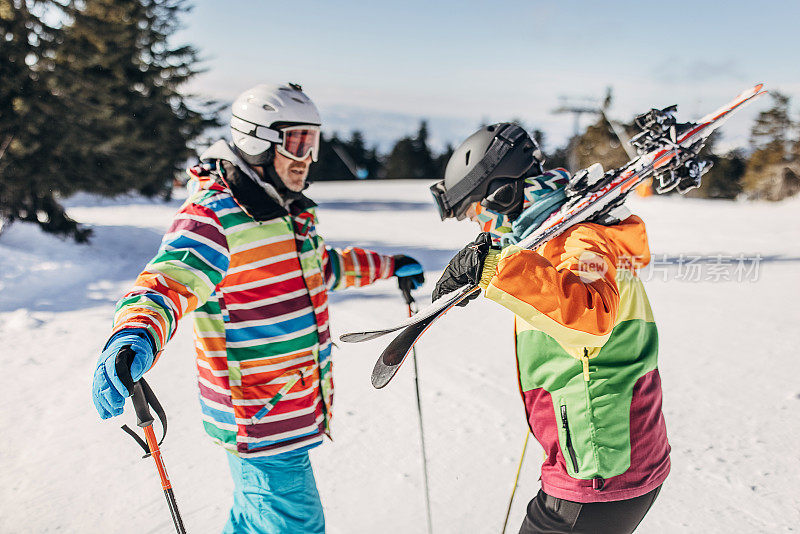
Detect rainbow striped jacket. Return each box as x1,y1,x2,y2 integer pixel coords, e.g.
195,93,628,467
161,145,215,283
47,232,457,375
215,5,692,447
112,149,394,457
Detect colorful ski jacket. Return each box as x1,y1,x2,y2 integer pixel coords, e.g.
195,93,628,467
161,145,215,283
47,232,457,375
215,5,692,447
111,142,395,458
479,214,670,502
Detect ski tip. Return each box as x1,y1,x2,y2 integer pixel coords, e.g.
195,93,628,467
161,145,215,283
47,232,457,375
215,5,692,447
340,332,378,343
728,83,766,106
747,87,769,107
370,365,393,389
371,375,388,389
742,83,764,96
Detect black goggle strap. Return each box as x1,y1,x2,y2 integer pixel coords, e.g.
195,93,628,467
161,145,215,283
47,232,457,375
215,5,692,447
441,124,527,215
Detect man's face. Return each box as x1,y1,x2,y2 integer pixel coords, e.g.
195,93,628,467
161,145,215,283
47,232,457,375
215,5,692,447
272,150,312,192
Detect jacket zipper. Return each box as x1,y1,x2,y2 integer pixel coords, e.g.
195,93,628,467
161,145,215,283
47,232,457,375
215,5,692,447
578,349,604,490
560,404,580,473
581,347,591,381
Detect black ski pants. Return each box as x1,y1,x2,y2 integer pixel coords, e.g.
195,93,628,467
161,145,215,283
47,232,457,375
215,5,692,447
518,485,661,534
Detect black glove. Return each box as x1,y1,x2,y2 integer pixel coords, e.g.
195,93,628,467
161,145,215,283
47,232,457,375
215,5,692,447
432,232,493,306
393,254,425,293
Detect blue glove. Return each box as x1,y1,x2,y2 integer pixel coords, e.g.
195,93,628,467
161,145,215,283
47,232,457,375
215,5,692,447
92,329,155,419
393,254,425,291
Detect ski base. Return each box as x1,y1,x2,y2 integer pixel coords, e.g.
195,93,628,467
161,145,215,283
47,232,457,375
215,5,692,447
371,285,479,387
371,314,438,388
341,285,477,343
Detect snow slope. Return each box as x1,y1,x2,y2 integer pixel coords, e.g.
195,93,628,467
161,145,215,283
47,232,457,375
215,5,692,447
1,181,799,533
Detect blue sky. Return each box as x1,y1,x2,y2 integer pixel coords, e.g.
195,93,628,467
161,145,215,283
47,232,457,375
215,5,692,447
175,0,799,152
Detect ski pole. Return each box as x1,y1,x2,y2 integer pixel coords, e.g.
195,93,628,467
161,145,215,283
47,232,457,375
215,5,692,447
399,283,433,534
116,347,187,534
501,432,530,534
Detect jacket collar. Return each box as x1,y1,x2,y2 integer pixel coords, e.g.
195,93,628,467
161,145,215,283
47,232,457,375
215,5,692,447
200,140,316,221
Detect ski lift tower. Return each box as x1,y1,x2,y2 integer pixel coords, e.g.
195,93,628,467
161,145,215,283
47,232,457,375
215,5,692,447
552,87,636,170
553,97,602,138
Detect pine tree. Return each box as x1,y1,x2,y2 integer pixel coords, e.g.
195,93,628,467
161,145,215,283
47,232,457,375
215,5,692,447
53,0,218,200
384,121,437,179
364,145,381,179
411,121,437,179
0,0,217,240
742,92,799,200
703,150,747,199
0,0,89,239
572,116,631,172
383,136,417,179
307,132,357,181
677,130,757,200
688,141,746,200
342,131,380,179
749,92,792,151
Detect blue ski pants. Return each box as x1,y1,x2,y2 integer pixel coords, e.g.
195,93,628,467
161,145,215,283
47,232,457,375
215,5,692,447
223,450,325,534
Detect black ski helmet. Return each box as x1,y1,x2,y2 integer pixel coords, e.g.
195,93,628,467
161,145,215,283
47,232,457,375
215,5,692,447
430,123,544,220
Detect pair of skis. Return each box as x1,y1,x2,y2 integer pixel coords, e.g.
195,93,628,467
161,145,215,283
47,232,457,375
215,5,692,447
341,84,767,389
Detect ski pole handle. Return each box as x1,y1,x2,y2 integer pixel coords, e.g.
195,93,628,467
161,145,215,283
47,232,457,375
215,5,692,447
130,382,155,428
398,278,415,307
115,346,154,428
398,281,420,315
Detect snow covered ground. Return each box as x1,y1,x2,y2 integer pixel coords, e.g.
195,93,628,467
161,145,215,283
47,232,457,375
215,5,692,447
1,180,799,533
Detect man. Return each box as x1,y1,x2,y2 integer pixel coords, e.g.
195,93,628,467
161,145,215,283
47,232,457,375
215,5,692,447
91,83,424,533
430,123,669,534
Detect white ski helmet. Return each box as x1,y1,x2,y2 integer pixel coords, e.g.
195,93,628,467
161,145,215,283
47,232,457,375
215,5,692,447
230,82,321,166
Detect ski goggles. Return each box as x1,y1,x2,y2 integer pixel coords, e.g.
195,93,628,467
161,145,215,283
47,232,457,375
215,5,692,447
277,125,320,162
430,181,453,220
430,180,476,220
430,177,521,221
